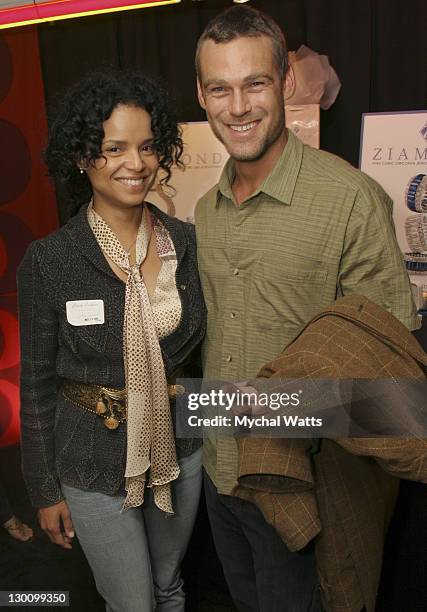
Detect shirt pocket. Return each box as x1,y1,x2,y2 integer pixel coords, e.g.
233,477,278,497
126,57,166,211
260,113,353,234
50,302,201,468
249,253,329,333
60,322,107,357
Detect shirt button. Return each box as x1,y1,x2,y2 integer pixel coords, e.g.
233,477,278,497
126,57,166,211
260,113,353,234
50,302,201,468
226,355,232,362
233,268,239,276
230,312,236,318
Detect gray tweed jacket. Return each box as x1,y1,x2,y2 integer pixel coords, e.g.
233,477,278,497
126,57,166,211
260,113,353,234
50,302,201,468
17,203,206,508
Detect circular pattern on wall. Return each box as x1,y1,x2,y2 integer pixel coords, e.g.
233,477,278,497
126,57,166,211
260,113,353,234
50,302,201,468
0,212,34,292
0,36,12,103
0,390,12,437
0,119,31,206
0,380,19,448
0,308,19,370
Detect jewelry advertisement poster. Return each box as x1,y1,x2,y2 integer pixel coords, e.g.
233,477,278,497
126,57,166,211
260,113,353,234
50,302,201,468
148,121,228,223
360,111,427,314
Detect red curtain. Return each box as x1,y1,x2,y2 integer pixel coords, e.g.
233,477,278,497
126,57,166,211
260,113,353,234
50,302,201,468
0,26,58,447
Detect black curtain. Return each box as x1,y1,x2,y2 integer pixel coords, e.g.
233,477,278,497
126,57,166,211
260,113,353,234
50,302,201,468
38,0,426,171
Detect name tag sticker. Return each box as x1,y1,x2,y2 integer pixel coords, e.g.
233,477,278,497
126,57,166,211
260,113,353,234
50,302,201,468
66,300,105,326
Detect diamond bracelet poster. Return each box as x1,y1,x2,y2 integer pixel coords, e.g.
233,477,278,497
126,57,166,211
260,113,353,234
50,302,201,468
360,111,427,313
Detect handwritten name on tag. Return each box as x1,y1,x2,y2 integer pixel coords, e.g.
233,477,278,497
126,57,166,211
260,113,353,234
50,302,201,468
66,300,105,326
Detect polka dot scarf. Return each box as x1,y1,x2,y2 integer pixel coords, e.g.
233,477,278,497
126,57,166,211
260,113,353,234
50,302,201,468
88,203,180,514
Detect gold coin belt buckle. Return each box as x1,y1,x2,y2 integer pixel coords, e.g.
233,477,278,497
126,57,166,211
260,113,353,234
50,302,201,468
96,388,126,430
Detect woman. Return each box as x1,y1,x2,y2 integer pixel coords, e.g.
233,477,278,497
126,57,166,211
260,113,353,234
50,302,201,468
17,72,206,611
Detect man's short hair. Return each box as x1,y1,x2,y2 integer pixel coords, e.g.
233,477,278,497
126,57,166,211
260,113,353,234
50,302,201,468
195,5,288,80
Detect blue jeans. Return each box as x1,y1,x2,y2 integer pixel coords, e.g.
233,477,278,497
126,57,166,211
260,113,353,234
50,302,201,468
204,471,323,612
62,448,202,612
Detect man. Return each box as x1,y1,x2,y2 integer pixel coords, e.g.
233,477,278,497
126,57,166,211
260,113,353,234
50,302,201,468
194,6,420,612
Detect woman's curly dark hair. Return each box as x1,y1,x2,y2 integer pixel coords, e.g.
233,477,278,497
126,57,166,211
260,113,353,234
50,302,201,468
44,71,183,216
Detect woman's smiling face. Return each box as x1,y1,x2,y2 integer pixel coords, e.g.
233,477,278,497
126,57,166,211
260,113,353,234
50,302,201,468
84,104,159,211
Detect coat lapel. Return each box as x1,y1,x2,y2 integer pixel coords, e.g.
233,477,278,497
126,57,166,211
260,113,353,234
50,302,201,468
284,294,426,369
64,202,188,275
318,295,427,367
64,203,118,281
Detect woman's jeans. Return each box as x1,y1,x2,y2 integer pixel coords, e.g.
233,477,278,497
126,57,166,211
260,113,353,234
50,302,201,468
62,447,202,612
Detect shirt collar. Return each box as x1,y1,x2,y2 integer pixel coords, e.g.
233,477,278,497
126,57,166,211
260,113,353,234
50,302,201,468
215,130,303,207
216,158,235,205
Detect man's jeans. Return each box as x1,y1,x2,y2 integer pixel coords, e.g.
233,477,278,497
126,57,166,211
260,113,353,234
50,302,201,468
62,448,202,612
204,471,322,612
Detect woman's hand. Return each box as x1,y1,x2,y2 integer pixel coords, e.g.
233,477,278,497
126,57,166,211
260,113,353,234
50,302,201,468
38,500,75,549
2,515,33,542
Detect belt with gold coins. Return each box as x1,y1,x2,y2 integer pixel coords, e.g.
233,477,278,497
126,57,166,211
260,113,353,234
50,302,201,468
62,379,185,430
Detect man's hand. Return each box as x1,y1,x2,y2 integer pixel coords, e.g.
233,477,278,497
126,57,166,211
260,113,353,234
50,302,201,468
38,500,75,549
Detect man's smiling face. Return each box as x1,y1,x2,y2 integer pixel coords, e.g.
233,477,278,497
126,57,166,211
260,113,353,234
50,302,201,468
197,35,286,163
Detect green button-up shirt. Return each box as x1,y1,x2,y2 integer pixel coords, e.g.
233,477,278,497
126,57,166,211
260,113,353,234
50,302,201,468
195,130,420,495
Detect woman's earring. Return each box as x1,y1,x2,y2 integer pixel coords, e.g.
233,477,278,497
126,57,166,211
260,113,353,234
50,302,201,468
79,168,85,174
